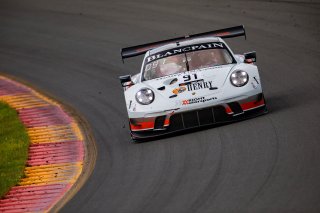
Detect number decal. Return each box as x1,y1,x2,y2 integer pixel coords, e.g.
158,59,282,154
183,75,191,82
193,73,198,80
183,73,198,82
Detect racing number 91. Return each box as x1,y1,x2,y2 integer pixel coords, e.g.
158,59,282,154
183,73,198,82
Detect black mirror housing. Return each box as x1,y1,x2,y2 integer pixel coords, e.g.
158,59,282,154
119,75,132,87
244,51,256,63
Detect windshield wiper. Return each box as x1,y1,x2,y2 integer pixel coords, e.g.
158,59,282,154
184,52,190,71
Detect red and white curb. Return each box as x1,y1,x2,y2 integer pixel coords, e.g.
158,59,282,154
0,76,85,212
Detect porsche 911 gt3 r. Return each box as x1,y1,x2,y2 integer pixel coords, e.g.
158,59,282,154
120,25,267,141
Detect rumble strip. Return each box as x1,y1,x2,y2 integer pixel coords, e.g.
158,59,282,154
0,76,85,212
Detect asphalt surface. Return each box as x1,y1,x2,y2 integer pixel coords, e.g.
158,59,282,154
1,0,320,212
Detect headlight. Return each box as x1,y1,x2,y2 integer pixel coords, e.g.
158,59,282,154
135,88,154,105
230,70,249,87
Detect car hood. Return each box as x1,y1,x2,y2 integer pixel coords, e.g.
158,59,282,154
143,64,236,100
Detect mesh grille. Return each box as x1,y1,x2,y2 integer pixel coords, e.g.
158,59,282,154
154,115,166,129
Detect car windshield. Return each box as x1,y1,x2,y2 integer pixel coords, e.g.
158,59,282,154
143,43,234,81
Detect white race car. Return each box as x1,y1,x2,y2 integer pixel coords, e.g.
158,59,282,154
120,26,267,141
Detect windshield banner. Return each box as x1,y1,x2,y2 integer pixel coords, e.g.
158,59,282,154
146,42,225,63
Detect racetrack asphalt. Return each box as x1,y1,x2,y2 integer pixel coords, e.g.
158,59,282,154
0,0,319,212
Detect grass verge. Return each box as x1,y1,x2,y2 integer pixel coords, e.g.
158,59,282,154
0,101,29,198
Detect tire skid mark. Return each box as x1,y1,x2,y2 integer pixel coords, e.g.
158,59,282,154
244,116,280,209
0,76,84,212
190,131,225,212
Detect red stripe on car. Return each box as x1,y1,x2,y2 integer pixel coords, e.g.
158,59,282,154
241,98,265,111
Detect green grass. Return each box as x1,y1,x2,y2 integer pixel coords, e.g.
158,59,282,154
0,101,29,198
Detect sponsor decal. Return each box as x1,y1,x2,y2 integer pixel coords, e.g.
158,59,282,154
182,100,189,105
180,79,213,91
172,86,186,95
178,73,214,91
146,42,225,63
182,96,217,105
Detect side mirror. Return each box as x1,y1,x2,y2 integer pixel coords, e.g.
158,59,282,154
244,51,256,63
119,75,132,87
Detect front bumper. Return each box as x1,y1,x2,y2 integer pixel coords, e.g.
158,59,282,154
129,93,267,141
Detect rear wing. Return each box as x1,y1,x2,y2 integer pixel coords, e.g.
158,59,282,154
120,25,246,61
